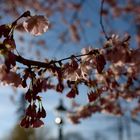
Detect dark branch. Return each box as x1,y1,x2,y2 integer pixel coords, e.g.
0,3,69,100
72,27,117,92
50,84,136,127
14,50,97,68
14,54,53,68
100,0,110,40
12,11,31,26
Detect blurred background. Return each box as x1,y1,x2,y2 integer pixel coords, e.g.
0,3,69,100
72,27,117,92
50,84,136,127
0,0,140,140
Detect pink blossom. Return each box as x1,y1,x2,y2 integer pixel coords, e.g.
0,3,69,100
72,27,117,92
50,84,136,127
23,15,49,36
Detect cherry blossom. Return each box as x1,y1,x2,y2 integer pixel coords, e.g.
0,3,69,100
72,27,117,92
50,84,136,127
23,15,49,36
81,47,94,62
0,64,22,87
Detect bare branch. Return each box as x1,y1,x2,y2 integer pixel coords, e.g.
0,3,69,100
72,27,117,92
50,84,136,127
100,0,110,40
14,49,97,68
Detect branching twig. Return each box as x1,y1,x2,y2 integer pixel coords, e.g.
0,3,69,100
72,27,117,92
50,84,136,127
14,50,97,68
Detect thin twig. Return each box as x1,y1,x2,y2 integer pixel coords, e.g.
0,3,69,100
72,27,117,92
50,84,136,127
100,0,110,40
12,11,31,26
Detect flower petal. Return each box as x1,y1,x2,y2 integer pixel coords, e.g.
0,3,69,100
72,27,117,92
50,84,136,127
23,15,49,36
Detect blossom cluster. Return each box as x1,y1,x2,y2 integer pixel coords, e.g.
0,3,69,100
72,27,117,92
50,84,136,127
0,11,140,128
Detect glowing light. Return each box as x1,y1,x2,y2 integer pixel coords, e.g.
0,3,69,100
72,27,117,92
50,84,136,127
55,117,62,124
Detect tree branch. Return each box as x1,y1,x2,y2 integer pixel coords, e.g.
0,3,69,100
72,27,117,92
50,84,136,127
14,50,97,68
14,54,52,68
100,0,110,40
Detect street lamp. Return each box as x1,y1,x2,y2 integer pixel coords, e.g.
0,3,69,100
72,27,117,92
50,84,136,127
55,99,67,140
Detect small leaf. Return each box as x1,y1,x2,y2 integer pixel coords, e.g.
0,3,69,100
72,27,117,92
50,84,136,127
0,24,11,38
67,87,78,98
20,117,30,128
32,119,44,128
88,91,99,102
26,104,36,117
25,90,32,102
56,82,64,93
41,106,46,118
37,106,46,118
3,38,16,50
95,54,106,73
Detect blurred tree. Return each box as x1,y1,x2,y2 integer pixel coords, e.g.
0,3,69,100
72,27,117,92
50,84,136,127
9,125,35,140
64,132,85,140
